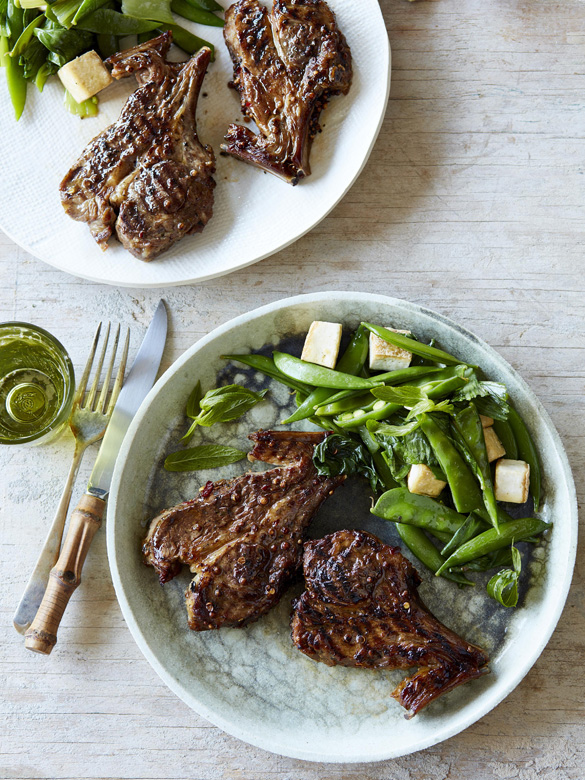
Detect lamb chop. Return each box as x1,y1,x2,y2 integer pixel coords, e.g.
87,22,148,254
222,0,352,184
291,530,490,717
143,430,344,630
59,33,215,260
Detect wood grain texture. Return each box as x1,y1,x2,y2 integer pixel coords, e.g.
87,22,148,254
1,0,584,777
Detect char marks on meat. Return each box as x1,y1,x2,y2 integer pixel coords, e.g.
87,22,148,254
291,530,490,717
59,33,215,261
222,0,352,184
143,430,344,630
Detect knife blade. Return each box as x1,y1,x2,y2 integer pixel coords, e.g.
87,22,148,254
88,298,167,499
24,300,168,655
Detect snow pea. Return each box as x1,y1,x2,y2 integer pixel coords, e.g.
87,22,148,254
435,517,551,575
316,391,375,417
457,547,514,573
395,524,473,587
184,0,224,12
76,9,160,35
419,414,483,514
171,0,224,27
318,367,442,412
221,353,310,395
335,401,401,429
273,352,378,391
440,513,487,558
372,488,467,535
1,33,27,119
492,418,518,460
362,323,464,367
452,403,499,529
283,326,370,424
507,407,541,511
8,14,43,58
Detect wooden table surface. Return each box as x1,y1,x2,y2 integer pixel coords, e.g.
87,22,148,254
1,0,584,777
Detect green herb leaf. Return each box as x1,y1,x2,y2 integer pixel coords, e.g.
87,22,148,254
186,380,203,419
452,376,510,421
121,0,175,25
313,433,383,493
371,385,428,406
164,444,247,472
367,419,421,437
486,544,521,607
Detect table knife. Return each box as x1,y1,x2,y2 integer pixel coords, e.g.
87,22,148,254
24,300,168,655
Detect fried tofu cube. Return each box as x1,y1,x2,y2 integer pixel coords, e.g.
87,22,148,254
58,51,112,104
480,414,494,428
369,328,412,372
407,464,447,498
495,459,530,504
483,426,506,462
301,321,342,369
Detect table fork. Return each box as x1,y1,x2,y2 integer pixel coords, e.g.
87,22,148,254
13,323,129,634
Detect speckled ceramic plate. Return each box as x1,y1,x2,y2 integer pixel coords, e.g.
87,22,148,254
107,292,577,762
0,1,390,288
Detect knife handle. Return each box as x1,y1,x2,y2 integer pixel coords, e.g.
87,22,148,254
24,494,106,655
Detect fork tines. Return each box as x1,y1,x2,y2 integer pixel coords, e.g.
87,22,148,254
77,323,130,414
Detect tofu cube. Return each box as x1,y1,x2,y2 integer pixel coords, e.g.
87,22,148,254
495,459,530,504
301,321,342,369
369,328,412,372
483,426,506,462
480,414,494,428
58,51,112,104
407,464,447,498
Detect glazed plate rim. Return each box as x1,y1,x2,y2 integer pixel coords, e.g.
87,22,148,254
107,291,578,762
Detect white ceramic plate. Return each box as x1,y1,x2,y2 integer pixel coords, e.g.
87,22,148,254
0,2,390,288
107,292,577,762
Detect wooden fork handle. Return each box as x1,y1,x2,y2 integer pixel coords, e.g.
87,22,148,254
24,494,106,655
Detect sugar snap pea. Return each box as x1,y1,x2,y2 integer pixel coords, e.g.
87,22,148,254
362,323,464,366
508,407,541,511
317,391,375,417
440,513,487,558
419,414,483,514
335,401,401,429
372,488,467,535
170,0,224,26
274,352,378,391
221,353,311,395
395,524,473,587
452,403,499,529
436,517,551,575
283,326,370,423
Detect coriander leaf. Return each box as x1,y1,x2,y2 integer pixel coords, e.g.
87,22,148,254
164,444,247,472
313,433,383,493
486,544,521,607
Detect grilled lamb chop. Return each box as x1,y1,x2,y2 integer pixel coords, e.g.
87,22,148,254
59,33,215,260
291,530,490,717
222,0,352,184
143,430,344,630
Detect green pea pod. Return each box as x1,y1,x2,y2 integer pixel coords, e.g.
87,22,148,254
317,391,375,417
440,513,487,558
452,547,515,572
395,524,473,587
1,33,27,119
335,401,401,429
492,418,518,460
436,517,551,575
283,327,370,424
221,353,310,395
273,352,378,391
72,0,112,27
35,60,56,91
507,406,541,511
8,13,43,58
171,0,224,26
96,32,118,58
372,487,467,535
160,22,214,56
362,323,464,366
419,414,483,514
452,403,499,530
76,10,160,35
121,0,175,25
64,89,99,116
